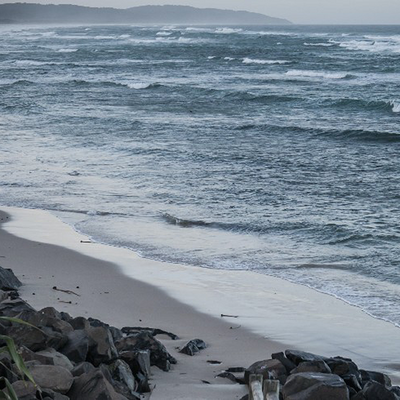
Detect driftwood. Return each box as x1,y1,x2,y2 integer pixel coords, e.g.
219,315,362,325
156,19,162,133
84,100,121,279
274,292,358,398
121,326,179,340
221,313,239,318
52,286,80,296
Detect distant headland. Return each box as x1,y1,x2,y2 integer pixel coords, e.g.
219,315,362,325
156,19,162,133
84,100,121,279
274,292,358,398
0,3,292,25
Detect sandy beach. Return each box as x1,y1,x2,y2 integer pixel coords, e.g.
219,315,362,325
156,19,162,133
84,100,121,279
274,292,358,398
1,206,400,399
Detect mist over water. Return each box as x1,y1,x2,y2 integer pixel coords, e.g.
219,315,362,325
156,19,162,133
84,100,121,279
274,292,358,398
0,24,400,325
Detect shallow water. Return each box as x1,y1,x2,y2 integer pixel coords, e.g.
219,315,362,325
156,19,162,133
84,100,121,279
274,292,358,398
0,24,399,326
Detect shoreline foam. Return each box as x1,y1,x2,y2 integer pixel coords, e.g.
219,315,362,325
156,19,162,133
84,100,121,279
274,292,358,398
1,206,400,386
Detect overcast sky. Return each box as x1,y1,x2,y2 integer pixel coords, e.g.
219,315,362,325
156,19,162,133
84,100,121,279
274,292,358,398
2,0,400,24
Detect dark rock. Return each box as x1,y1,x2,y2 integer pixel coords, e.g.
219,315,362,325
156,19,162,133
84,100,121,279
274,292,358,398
285,350,327,366
70,316,90,331
0,289,8,302
216,371,242,384
109,326,124,342
360,381,399,400
361,370,392,387
41,389,70,400
71,362,96,377
391,387,400,397
7,319,67,352
226,367,246,373
272,352,297,374
0,352,15,383
119,350,151,393
282,372,349,400
179,338,207,356
116,332,176,372
121,326,179,340
36,348,74,371
291,360,332,375
108,359,139,399
245,359,287,385
326,357,362,391
68,369,128,400
0,298,34,317
59,329,89,363
29,365,74,394
87,325,119,366
0,266,22,291
10,380,36,400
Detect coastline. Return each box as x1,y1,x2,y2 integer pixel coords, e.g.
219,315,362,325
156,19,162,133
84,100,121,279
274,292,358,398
1,206,400,390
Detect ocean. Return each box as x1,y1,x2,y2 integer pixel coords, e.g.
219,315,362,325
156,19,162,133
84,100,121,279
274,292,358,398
0,24,399,327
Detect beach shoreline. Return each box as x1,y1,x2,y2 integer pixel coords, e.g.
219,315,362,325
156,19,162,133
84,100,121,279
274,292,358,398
1,205,400,393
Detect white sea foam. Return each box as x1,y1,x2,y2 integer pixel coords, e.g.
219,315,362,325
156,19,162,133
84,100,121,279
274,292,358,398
126,82,153,90
332,35,400,54
156,31,172,36
390,100,400,113
243,58,289,65
286,70,350,80
215,28,243,34
207,56,216,59
304,42,334,47
224,57,235,61
58,48,78,53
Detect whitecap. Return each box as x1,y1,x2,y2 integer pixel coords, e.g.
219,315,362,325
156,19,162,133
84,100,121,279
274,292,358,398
126,82,153,90
390,100,400,113
58,48,78,53
286,70,350,80
304,42,334,47
156,31,172,36
224,57,235,61
215,28,243,34
243,58,289,65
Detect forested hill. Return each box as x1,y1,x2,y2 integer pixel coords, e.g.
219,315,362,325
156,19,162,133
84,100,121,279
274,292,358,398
0,3,292,25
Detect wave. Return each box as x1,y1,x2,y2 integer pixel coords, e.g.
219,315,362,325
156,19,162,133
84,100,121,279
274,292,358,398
331,38,400,54
304,42,334,47
390,100,400,113
57,48,78,53
215,28,243,34
316,128,400,143
156,31,172,36
243,58,290,65
332,98,400,114
286,69,352,80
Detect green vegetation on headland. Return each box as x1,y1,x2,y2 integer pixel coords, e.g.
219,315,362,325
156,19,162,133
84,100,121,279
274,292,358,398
0,3,292,25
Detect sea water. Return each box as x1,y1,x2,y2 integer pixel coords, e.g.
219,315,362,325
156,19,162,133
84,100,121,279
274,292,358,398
0,24,399,326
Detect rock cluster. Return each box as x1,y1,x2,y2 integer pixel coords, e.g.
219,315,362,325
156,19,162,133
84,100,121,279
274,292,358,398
242,350,400,400
0,267,179,400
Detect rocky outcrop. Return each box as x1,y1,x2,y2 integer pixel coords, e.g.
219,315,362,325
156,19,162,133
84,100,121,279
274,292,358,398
0,266,22,291
242,350,400,400
0,281,177,399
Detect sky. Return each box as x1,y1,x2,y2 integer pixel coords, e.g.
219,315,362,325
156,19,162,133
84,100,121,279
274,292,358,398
1,0,400,24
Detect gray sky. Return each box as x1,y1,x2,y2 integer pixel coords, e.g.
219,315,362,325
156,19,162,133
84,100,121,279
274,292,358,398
2,0,400,24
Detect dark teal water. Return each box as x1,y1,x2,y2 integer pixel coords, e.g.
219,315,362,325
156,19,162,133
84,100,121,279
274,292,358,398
0,24,399,325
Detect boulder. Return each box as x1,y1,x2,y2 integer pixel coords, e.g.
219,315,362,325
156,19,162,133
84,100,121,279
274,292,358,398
0,266,22,291
179,339,207,356
272,352,297,374
7,321,67,352
116,332,176,372
0,289,8,302
361,370,392,387
68,369,128,400
71,362,96,377
41,389,70,400
108,359,140,399
87,325,118,366
245,359,287,385
29,365,74,394
59,329,89,363
359,381,400,400
36,348,74,371
282,372,349,400
326,357,362,391
285,350,327,366
10,380,37,400
291,360,332,375
119,350,151,392
0,298,34,317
